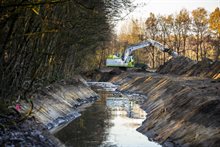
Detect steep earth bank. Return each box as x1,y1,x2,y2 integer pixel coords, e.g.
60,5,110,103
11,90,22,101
25,76,98,129
109,69,220,146
105,57,220,147
0,76,98,146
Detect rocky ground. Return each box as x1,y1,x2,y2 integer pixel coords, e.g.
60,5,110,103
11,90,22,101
0,113,62,146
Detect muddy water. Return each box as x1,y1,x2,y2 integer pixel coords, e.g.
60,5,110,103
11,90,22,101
55,92,160,147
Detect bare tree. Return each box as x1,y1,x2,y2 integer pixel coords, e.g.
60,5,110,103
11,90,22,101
192,7,208,61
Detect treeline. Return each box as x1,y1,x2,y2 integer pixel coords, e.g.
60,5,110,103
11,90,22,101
117,7,220,68
0,0,132,101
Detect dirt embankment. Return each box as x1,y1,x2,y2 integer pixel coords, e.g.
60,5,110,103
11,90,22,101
27,76,98,129
109,57,220,147
110,72,220,146
157,56,220,80
0,76,98,146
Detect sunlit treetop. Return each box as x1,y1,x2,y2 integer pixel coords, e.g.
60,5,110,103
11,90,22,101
209,7,220,34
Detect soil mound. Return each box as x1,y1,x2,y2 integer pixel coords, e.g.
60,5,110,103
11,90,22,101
84,68,122,81
157,56,220,79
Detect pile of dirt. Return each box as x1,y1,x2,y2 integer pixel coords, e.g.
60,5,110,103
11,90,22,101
84,68,122,82
157,56,220,79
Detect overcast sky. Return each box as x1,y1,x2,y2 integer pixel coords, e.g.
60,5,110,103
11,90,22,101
115,0,220,34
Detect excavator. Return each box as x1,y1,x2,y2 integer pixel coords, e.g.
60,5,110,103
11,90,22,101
106,39,178,69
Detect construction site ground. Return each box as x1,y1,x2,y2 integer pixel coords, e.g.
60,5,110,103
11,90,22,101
85,56,220,147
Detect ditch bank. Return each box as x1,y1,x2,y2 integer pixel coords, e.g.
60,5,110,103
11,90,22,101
106,57,220,147
27,76,98,130
0,75,98,146
110,72,220,147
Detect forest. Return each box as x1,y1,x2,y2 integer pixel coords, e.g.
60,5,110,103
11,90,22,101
116,7,220,68
0,0,133,101
0,1,220,102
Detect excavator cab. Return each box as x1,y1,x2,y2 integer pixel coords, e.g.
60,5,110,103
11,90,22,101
106,54,134,68
106,39,178,69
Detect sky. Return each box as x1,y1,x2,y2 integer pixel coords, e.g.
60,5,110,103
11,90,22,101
115,0,220,34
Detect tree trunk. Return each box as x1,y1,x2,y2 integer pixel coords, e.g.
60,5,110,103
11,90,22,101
183,36,186,56
200,33,203,60
215,35,220,61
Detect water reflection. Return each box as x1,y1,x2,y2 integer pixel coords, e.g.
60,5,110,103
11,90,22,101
106,97,146,119
55,93,160,147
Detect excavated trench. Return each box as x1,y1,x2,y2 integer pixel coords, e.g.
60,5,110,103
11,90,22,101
54,83,160,147
2,57,219,146
109,72,220,147
47,57,220,146
106,57,220,147
83,56,220,147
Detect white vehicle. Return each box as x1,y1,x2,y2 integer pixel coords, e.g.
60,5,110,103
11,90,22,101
106,39,178,68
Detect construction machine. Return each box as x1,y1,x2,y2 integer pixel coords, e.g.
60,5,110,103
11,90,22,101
106,39,178,68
